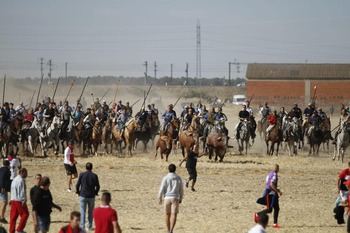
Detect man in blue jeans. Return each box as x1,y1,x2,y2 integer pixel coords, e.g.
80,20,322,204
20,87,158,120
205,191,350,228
76,162,100,231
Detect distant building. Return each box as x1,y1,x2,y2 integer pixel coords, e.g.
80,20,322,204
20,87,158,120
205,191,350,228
246,63,350,106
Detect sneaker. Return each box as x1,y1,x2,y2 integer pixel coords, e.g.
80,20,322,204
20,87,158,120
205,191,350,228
185,182,189,188
191,187,196,192
67,188,72,192
273,223,281,229
254,212,258,223
0,218,8,224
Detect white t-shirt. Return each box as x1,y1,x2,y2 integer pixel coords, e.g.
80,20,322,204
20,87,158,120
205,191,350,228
248,224,266,233
64,146,73,165
8,158,21,180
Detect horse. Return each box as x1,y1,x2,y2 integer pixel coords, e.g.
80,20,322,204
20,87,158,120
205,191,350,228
306,123,324,156
206,126,227,162
237,119,251,155
155,118,180,161
91,120,103,156
265,124,283,156
123,118,138,156
60,117,75,154
332,121,350,163
74,115,85,154
0,120,20,157
102,117,113,154
283,117,301,156
21,119,40,156
258,118,268,140
321,117,331,154
111,120,123,155
178,115,201,158
134,116,152,153
155,136,173,162
150,112,160,146
38,116,61,156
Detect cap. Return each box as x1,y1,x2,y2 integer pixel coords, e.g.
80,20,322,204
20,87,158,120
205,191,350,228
343,180,350,186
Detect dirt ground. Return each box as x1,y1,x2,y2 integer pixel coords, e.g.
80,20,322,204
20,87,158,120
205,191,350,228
1,82,347,232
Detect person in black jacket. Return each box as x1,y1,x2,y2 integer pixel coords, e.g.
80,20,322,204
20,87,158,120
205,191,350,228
30,174,42,233
75,162,100,231
179,144,199,192
32,176,62,233
0,160,10,224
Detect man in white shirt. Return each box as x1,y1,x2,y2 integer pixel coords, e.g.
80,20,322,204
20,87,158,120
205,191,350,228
249,213,268,233
158,164,184,233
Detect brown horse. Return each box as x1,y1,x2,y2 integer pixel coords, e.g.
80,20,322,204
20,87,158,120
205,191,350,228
178,115,200,158
206,126,227,162
124,118,137,156
155,118,180,161
102,118,113,154
321,117,331,153
74,115,85,155
91,120,103,156
265,124,283,156
150,112,160,145
258,118,268,140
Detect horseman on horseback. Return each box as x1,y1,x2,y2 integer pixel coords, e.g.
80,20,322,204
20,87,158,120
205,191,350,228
333,109,350,145
73,105,83,127
306,110,322,144
203,107,216,138
60,104,72,139
216,107,228,136
161,104,177,134
135,107,148,132
236,104,250,140
183,108,194,131
42,102,56,136
266,110,278,141
261,102,272,124
0,102,11,141
116,108,130,138
83,108,96,141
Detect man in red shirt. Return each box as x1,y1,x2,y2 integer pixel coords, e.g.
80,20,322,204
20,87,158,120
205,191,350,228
338,162,350,206
93,192,122,233
266,110,278,141
59,211,86,233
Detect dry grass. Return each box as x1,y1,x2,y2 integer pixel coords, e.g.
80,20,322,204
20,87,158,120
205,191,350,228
1,82,346,232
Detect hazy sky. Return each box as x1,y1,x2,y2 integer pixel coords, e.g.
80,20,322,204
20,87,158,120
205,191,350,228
1,0,350,79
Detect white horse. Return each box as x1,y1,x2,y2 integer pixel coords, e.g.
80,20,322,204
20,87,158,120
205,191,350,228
21,119,40,155
333,121,350,163
237,119,251,155
284,117,301,156
38,116,61,156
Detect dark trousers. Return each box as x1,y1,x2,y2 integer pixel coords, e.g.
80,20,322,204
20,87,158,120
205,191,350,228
258,194,280,224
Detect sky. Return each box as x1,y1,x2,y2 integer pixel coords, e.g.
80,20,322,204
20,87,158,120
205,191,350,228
1,0,350,79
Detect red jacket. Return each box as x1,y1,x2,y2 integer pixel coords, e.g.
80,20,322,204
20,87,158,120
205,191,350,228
59,224,85,233
267,114,277,125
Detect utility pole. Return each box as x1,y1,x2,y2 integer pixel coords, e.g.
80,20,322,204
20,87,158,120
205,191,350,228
196,20,201,86
40,57,44,79
65,62,68,79
170,64,173,85
228,62,232,86
154,61,157,79
143,61,148,86
185,63,189,85
48,59,52,84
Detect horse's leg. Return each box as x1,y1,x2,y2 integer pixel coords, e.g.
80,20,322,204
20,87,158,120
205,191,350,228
266,141,269,155
276,142,280,156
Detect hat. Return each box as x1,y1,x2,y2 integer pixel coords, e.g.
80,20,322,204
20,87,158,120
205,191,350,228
343,180,350,186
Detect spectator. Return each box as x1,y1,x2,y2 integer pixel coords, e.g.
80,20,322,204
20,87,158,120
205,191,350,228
59,211,86,233
32,177,61,233
9,168,29,233
76,162,100,231
0,160,10,224
93,192,122,233
249,213,269,233
158,164,184,233
64,140,78,192
30,174,42,233
179,144,199,192
7,151,21,183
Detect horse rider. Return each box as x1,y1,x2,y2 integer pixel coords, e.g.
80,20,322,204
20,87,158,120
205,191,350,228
183,108,194,130
290,103,302,120
135,108,148,131
196,103,203,115
216,107,228,136
42,102,56,135
203,107,217,138
246,101,257,141
303,103,314,118
92,97,101,112
151,103,158,115
15,101,26,115
236,104,250,140
332,109,350,145
147,104,154,116
306,110,323,143
125,102,133,116
117,108,129,137
34,106,44,124
60,104,72,138
318,107,327,121
75,99,84,112
96,106,109,126
0,102,11,140
116,100,124,116
188,103,196,113
161,104,177,133
9,103,17,119
180,106,188,119
83,108,96,140
261,102,272,124
22,108,35,126
201,105,208,118
278,107,288,125
101,100,109,113
266,110,278,141
73,105,83,127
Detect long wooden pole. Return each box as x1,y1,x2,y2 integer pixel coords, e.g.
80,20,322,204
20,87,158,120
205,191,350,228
36,73,44,106
64,79,75,102
100,88,110,100
173,95,182,108
52,77,61,102
29,90,36,109
2,74,6,106
140,83,153,112
78,77,90,103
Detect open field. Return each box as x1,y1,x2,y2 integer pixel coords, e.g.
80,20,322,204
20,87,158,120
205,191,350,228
1,81,348,232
